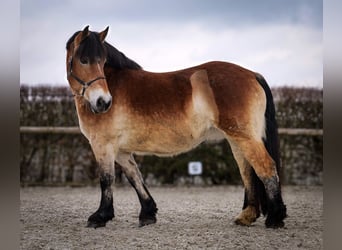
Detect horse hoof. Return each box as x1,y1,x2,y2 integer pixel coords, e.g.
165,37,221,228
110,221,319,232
234,207,258,226
87,220,107,229
265,220,285,229
87,209,114,229
139,217,157,227
234,218,252,227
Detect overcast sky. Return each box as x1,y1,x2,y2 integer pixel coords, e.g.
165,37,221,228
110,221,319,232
20,0,322,88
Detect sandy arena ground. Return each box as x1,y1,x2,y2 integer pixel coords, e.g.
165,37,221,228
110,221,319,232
20,185,322,249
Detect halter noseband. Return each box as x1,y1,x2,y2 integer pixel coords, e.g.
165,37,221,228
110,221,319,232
67,57,106,96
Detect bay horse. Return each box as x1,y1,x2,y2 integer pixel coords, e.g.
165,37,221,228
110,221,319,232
66,26,286,229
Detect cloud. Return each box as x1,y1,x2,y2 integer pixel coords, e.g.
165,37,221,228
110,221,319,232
20,0,322,88
123,22,322,87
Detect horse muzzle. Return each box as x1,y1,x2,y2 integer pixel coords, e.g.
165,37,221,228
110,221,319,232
90,96,112,114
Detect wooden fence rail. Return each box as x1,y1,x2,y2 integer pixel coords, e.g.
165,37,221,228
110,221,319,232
277,128,323,136
20,126,81,134
20,126,323,136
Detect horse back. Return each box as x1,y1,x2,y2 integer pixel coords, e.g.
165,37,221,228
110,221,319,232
106,61,257,117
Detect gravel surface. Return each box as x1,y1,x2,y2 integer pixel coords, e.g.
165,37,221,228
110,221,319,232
20,185,322,249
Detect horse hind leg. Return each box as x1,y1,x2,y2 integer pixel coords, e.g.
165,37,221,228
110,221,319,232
230,143,261,226
116,152,158,227
230,137,286,228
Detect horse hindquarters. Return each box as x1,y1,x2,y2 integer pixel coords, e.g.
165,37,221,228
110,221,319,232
218,73,286,228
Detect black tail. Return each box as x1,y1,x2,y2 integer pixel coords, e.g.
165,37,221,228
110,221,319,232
254,73,281,216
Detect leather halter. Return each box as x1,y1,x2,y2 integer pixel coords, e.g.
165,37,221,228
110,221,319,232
67,57,106,96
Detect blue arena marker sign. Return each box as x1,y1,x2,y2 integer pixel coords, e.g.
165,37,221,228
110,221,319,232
188,161,203,175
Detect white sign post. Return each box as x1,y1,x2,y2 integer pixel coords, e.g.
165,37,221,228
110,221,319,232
188,161,203,175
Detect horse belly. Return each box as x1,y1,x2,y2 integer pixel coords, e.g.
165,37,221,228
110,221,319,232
119,112,225,157
119,122,201,157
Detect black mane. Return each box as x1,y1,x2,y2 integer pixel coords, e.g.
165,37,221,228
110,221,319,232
66,30,142,70
104,42,142,70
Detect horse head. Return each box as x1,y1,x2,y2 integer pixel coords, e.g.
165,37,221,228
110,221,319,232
66,26,112,114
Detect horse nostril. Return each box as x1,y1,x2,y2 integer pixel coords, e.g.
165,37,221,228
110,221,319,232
96,97,111,112
96,97,106,110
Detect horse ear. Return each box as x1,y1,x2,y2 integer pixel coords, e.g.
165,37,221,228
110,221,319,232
81,25,90,39
99,26,109,42
74,25,90,47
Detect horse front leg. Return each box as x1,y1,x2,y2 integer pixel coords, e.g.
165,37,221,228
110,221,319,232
116,152,158,227
87,143,116,228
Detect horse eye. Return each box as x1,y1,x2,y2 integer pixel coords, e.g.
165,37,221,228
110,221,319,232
95,57,102,64
80,57,89,65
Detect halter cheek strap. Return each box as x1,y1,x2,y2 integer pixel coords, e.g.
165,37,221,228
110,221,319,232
67,57,106,96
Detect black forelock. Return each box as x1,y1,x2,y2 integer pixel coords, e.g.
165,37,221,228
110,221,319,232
66,31,106,62
75,33,106,63
66,29,142,70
